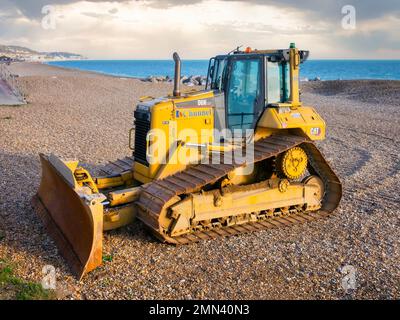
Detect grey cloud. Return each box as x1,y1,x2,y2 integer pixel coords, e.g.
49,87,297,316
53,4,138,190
80,6,119,20
5,0,129,19
331,30,400,58
4,0,400,21
81,11,118,19
266,0,400,20
148,0,400,21
1,0,398,59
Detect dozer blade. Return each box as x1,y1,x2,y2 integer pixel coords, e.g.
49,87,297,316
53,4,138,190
32,154,105,279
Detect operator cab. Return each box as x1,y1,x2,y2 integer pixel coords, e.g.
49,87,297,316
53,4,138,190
206,46,309,132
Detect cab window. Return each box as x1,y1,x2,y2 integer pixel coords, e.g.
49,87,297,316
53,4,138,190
226,58,262,130
266,61,291,103
209,58,227,91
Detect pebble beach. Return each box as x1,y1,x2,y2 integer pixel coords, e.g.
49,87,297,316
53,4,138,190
0,62,399,299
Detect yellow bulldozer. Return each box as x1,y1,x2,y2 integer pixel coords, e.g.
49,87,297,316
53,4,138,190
32,44,342,279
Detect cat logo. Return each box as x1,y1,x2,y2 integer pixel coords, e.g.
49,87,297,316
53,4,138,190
311,127,321,136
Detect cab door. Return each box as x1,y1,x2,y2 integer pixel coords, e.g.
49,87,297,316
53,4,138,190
226,56,264,131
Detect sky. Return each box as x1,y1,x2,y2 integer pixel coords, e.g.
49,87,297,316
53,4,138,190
0,0,399,59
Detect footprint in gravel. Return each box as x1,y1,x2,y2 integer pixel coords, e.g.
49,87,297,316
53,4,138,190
343,148,371,177
326,137,372,177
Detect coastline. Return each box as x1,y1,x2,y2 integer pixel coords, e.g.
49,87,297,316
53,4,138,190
8,61,139,79
44,60,209,81
18,60,400,84
43,61,147,80
43,59,400,81
0,62,399,299
8,61,400,106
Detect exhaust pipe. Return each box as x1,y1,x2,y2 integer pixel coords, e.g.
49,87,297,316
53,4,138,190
173,52,181,97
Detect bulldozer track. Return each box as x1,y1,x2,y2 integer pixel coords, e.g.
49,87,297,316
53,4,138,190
100,156,135,176
136,134,342,244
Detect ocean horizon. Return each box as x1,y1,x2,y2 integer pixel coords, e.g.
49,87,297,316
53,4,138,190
47,59,400,81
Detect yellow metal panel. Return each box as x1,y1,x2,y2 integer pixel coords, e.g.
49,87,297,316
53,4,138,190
133,162,152,184
108,186,141,206
256,106,325,140
289,47,301,107
191,184,305,221
138,91,216,182
103,205,137,231
169,179,323,236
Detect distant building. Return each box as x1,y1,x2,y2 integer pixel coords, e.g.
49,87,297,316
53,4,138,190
0,55,13,64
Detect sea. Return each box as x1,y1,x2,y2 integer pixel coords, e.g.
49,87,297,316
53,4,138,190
47,59,400,81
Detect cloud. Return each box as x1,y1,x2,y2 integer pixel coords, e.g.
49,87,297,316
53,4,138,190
145,0,400,20
5,0,128,19
81,11,118,19
0,0,399,59
5,0,400,20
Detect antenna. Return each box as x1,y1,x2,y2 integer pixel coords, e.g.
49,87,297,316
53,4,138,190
227,45,243,55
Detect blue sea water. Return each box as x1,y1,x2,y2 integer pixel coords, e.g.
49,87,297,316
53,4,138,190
47,59,400,81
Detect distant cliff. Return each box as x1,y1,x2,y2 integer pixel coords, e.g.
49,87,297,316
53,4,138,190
0,44,86,61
